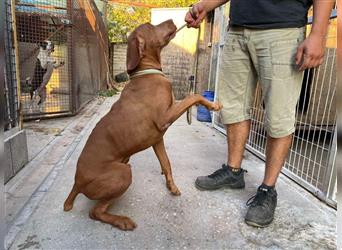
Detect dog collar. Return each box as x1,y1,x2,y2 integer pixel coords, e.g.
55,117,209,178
129,69,165,79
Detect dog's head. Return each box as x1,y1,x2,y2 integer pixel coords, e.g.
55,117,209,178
126,19,177,74
39,40,55,53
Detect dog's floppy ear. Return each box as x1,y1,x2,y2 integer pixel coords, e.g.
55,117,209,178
126,33,145,74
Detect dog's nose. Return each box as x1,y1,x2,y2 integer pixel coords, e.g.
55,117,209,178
163,19,174,27
166,19,174,24
165,19,176,30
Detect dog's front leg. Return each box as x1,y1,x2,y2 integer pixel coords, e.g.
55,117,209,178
153,139,181,196
159,94,221,130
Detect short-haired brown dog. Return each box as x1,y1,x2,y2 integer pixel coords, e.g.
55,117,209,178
64,19,221,231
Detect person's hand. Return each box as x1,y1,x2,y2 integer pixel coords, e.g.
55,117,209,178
295,33,326,71
185,2,207,28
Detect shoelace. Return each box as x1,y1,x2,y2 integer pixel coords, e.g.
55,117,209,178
208,167,227,180
246,188,269,207
208,164,247,180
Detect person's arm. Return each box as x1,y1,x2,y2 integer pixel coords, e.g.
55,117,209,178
185,0,229,28
295,0,335,71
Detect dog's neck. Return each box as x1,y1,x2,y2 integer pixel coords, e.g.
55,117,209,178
135,51,162,73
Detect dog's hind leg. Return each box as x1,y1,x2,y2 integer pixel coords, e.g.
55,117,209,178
82,162,136,230
153,139,180,195
89,199,137,231
64,185,80,211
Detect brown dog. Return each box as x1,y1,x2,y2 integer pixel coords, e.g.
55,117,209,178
64,19,221,231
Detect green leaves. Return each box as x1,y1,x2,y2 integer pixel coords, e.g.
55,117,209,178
107,0,194,43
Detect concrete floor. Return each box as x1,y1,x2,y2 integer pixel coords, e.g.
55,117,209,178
5,96,336,250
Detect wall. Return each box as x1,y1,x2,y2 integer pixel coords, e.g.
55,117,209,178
195,13,215,95
110,42,127,78
5,129,29,183
151,8,199,99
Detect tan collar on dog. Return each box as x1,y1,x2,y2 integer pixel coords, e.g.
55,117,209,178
129,69,165,80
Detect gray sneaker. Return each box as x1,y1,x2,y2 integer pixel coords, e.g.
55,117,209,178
195,164,246,190
245,185,277,227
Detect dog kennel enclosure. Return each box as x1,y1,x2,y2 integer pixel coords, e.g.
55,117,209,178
4,0,109,182
14,0,109,120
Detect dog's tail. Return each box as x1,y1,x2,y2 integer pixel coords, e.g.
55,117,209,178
64,185,80,211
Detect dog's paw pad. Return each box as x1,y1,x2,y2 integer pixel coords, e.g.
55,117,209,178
169,186,181,196
115,217,137,231
172,190,181,196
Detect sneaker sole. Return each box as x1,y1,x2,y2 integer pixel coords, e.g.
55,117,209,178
244,218,273,228
195,181,245,191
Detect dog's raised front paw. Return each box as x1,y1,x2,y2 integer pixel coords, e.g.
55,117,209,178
210,102,222,111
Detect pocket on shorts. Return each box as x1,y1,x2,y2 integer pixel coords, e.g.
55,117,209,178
224,36,237,51
270,39,301,79
224,32,243,50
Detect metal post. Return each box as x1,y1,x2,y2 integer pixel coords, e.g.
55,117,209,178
323,125,337,202
67,0,74,113
10,0,22,129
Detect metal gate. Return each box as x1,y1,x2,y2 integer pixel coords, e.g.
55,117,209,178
212,5,337,208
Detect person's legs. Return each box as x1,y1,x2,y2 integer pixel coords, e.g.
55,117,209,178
245,27,305,227
226,120,251,169
263,134,292,186
195,27,257,190
260,27,305,187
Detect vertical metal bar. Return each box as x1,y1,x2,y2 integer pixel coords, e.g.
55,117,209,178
288,64,308,173
299,65,319,181
4,0,13,130
67,0,74,113
10,0,22,129
314,50,335,188
304,48,329,186
212,6,226,128
322,117,337,197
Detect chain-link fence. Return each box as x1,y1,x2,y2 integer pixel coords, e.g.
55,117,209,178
212,5,337,208
12,0,108,120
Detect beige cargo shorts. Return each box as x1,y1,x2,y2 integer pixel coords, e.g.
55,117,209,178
217,26,306,138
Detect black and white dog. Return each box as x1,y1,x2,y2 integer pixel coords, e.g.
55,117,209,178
27,40,64,109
